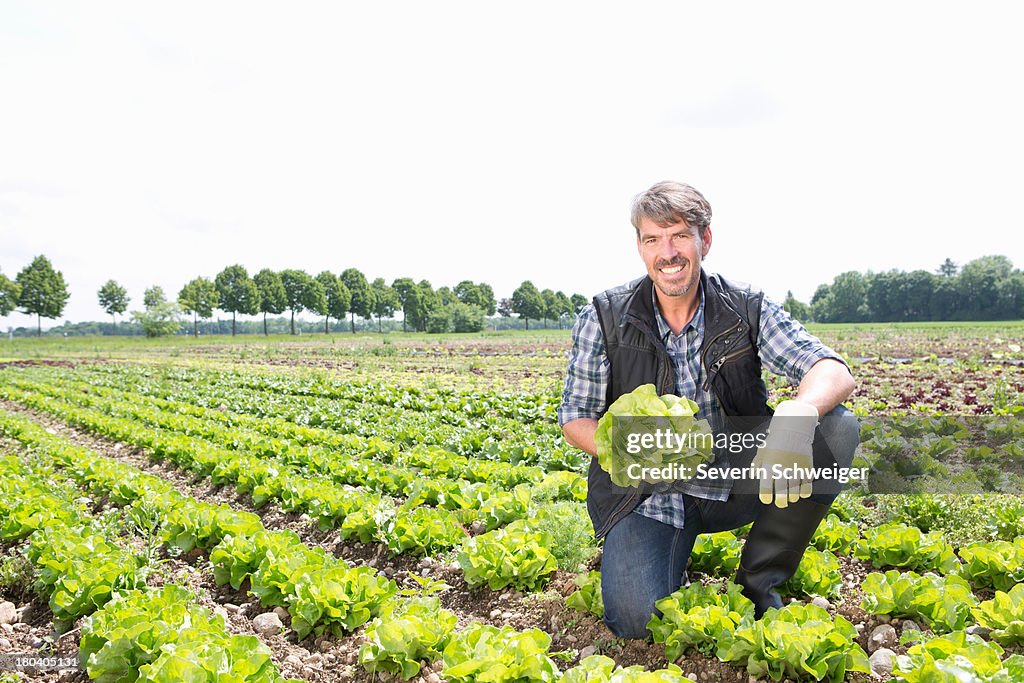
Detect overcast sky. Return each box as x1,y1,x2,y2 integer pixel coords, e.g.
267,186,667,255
2,2,1022,329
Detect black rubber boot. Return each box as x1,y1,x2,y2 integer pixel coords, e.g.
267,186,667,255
735,498,831,618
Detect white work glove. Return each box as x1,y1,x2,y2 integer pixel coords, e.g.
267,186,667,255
753,400,819,508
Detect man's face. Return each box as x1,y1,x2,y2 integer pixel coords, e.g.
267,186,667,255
636,217,712,298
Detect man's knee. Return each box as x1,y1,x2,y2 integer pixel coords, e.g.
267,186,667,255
602,591,656,639
819,404,860,468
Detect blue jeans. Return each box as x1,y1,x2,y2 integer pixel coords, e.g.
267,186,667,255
600,405,859,639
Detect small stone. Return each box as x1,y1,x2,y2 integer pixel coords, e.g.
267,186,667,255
489,609,502,619
0,638,10,649
383,567,394,578
0,602,16,625
855,623,864,631
252,612,284,637
502,611,514,620
579,645,597,659
285,655,303,668
901,620,921,635
213,607,230,621
749,676,760,683
425,673,441,683
273,606,290,621
28,636,44,648
224,603,240,614
565,634,578,643
869,648,895,677
13,623,30,632
550,615,560,631
299,513,311,523
498,592,512,602
306,654,323,666
876,614,891,624
966,625,993,639
1,623,13,633
810,596,831,610
869,624,898,653
470,520,486,535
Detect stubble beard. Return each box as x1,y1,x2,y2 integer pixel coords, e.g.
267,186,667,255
653,260,701,298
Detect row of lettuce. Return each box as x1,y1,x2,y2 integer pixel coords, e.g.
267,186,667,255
0,409,698,682
0,375,593,588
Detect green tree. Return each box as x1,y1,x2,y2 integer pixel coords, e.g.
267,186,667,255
371,278,399,333
959,255,1014,319
937,258,959,278
417,280,441,332
303,278,328,332
16,255,70,336
454,281,497,316
279,269,315,336
437,286,457,307
782,290,810,321
143,286,167,309
512,281,544,330
132,302,182,337
215,265,260,337
178,277,219,337
316,271,351,334
0,270,20,317
392,277,418,332
97,280,129,328
340,268,374,333
450,302,485,332
253,269,287,336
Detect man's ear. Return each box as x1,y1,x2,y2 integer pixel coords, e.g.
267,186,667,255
701,226,713,257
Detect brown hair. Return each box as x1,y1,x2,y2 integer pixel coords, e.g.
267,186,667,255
630,181,712,238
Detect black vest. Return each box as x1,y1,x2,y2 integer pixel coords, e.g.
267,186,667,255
587,271,771,537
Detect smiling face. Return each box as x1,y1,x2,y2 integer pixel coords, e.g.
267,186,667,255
636,217,712,299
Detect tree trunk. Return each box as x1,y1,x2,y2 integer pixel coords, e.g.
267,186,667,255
37,314,41,337
290,310,296,336
524,317,529,330
111,314,116,331
350,311,356,334
263,313,268,336
402,313,406,333
377,314,382,333
325,316,329,334
232,312,236,336
194,312,198,338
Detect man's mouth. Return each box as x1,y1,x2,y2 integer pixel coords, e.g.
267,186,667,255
659,265,683,274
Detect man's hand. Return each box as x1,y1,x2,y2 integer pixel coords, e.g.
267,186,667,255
753,400,818,508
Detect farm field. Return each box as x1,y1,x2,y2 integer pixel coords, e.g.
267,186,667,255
1,322,1024,682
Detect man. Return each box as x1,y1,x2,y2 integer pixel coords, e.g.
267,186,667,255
559,181,859,639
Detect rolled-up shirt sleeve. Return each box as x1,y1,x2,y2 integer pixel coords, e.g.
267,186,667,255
558,304,610,426
758,296,850,384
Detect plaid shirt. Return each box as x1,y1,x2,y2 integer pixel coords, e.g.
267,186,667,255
558,275,847,529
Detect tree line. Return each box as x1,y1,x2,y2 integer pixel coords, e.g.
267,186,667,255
1,257,588,336
784,256,1024,323
6,254,1023,337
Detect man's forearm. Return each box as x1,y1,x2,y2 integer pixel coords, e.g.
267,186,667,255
562,417,599,457
793,358,855,416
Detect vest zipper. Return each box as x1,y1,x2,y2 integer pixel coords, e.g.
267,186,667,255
701,321,745,391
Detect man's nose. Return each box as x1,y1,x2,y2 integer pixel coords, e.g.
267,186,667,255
659,238,678,261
